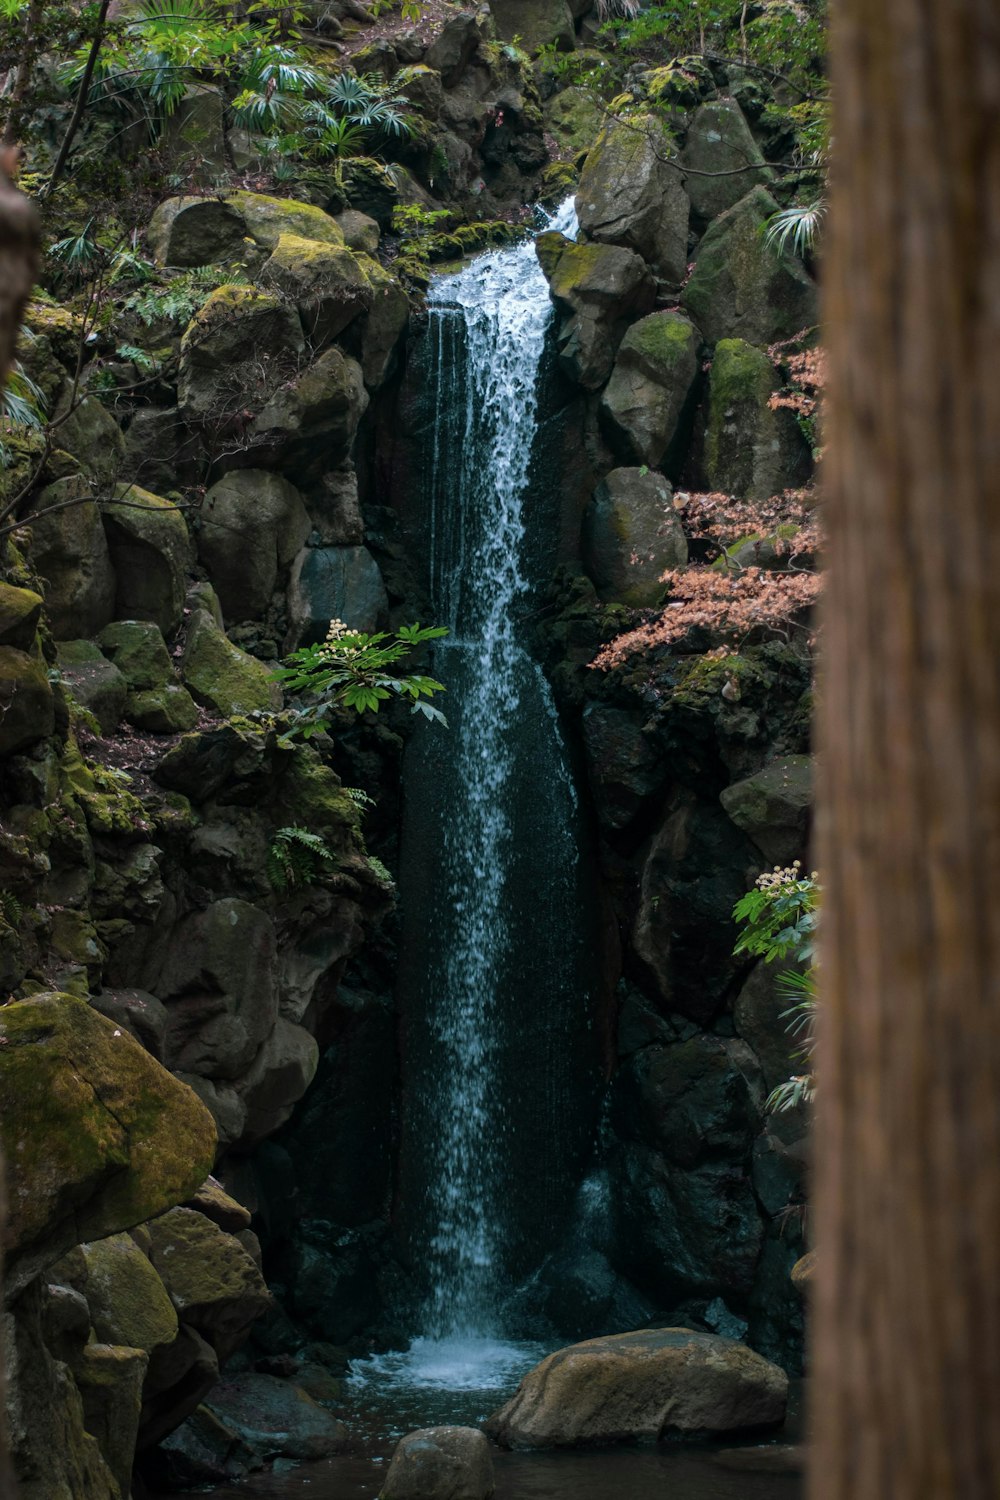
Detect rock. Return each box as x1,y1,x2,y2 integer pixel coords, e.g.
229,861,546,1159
183,1177,252,1234
286,1232,378,1344
75,1342,149,1500
576,116,690,284
0,581,42,648
225,190,346,252
611,1034,759,1169
97,619,172,689
151,1403,261,1486
102,483,192,635
126,682,200,734
203,1373,348,1461
334,209,380,254
357,255,410,389
545,86,608,158
733,962,807,1095
262,233,372,344
159,898,279,1081
175,1074,248,1150
424,12,484,87
582,703,664,830
181,607,283,717
702,339,810,499
139,1324,221,1450
198,470,310,621
485,1329,787,1448
122,406,197,493
79,1233,179,1357
179,286,305,424
161,86,227,178
148,197,250,267
583,468,687,606
286,544,388,643
326,157,400,228
490,0,574,51
533,1246,656,1344
720,754,813,863
634,796,760,1025
55,640,127,735
381,1426,495,1500
601,311,700,467
146,1207,271,1362
89,987,169,1059
536,233,656,390
0,992,216,1296
683,187,817,346
151,723,276,803
681,99,771,222
53,395,126,483
248,346,369,483
0,645,54,755
236,1017,320,1146
27,478,116,638
790,1249,815,1290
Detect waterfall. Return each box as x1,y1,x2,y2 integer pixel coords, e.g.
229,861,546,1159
394,200,601,1362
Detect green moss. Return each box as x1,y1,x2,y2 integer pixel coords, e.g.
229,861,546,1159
225,190,345,251
271,748,362,857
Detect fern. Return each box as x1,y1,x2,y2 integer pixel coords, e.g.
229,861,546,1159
366,856,394,886
266,826,336,893
0,892,22,929
123,266,249,327
344,786,376,811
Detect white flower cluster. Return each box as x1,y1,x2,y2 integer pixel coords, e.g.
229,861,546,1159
755,859,819,892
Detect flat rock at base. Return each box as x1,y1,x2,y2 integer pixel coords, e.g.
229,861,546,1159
381,1425,495,1500
484,1328,787,1449
203,1373,349,1461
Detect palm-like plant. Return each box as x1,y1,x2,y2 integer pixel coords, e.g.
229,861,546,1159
1,362,46,469
764,199,827,257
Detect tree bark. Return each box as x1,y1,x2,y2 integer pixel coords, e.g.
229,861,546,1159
813,3,1000,1498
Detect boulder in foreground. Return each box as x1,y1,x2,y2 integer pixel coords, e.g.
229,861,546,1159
381,1425,495,1500
484,1329,787,1449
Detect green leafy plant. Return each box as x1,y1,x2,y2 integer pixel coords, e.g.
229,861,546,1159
266,825,335,892
0,891,22,929
765,200,827,258
272,620,449,739
366,854,394,886
123,265,249,326
733,862,818,1112
1,364,46,469
344,786,376,811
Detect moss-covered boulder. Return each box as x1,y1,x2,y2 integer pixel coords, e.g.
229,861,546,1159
262,233,373,344
79,1233,179,1358
126,683,200,734
102,483,192,635
198,469,310,622
334,209,380,254
681,99,771,223
148,197,249,267
181,607,282,717
545,86,608,158
226,190,346,252
179,286,305,424
583,468,687,607
248,346,368,483
576,116,690,284
600,311,699,468
98,619,173,690
27,478,116,638
485,1329,787,1447
682,187,817,346
0,644,55,755
490,0,574,51
536,233,656,390
55,640,128,735
0,580,43,649
325,157,400,228
356,255,410,389
720,753,812,864
52,395,126,484
0,992,216,1295
286,543,388,644
146,1207,271,1361
702,338,810,499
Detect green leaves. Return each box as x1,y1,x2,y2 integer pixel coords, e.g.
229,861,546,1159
272,622,450,738
266,825,335,893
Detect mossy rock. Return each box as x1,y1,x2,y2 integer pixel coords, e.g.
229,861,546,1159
181,608,282,718
536,233,656,391
490,0,574,52
98,619,173,690
226,190,346,252
682,187,818,346
52,394,126,484
26,477,116,639
354,255,410,390
576,114,689,284
80,1232,179,1356
0,644,55,756
545,86,607,158
179,287,305,424
600,311,699,468
146,1206,271,1360
324,158,399,229
198,470,310,623
681,99,770,222
262,233,372,344
0,580,43,649
582,468,688,607
249,347,368,484
147,196,249,268
719,753,813,864
126,683,199,734
102,483,192,636
0,992,216,1295
333,209,380,255
270,748,362,857
702,337,810,499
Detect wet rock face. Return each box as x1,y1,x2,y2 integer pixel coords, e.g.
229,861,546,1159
485,1329,788,1448
381,1425,495,1500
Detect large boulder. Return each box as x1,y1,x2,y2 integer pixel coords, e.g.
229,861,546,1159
683,187,817,346
235,1017,320,1146
489,0,574,51
146,1208,271,1362
485,1329,787,1447
0,992,216,1296
202,1373,348,1461
247,346,369,482
198,470,310,621
720,754,813,864
545,86,607,158
53,395,126,484
681,99,771,222
78,1233,179,1361
0,646,55,755
0,581,43,648
600,311,700,468
261,233,372,344
179,286,305,424
536,233,656,390
226,190,346,252
702,339,810,499
583,468,687,606
149,190,345,267
181,607,283,717
102,483,192,635
582,703,665,831
55,641,127,735
576,116,690,284
97,619,172,690
286,544,388,643
357,255,410,389
381,1426,495,1500
27,479,116,638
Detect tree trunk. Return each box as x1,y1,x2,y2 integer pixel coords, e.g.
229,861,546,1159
812,3,1000,1498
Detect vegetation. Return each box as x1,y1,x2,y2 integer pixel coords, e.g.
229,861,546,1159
266,825,336,892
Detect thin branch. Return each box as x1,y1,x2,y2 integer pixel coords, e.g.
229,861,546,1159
42,0,113,200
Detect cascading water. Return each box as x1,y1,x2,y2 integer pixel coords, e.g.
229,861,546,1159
366,201,602,1392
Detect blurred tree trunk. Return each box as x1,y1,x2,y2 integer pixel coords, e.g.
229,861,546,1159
813,2,1000,1498
0,154,38,1498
